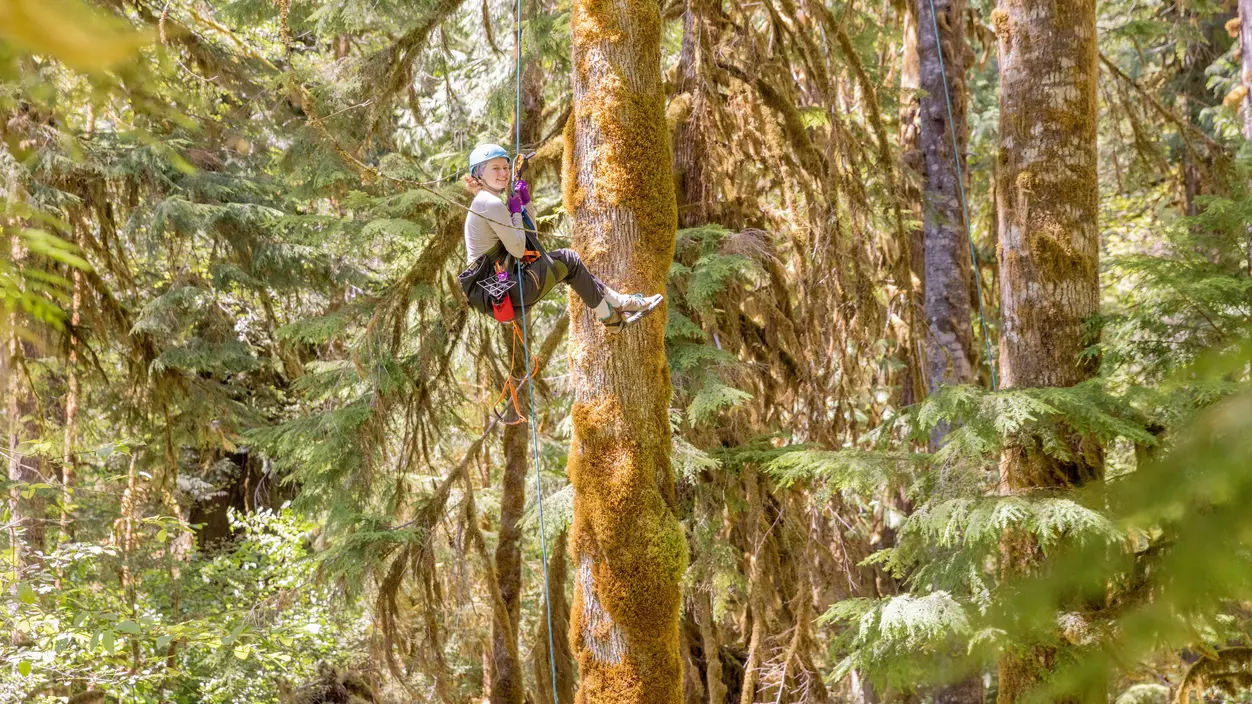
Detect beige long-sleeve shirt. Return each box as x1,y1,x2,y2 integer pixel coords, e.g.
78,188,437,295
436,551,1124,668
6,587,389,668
464,190,530,261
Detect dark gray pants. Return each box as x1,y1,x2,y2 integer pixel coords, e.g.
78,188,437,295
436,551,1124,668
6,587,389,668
510,248,605,310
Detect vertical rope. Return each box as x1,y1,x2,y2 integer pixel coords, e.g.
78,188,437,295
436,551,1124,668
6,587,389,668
515,1,562,700
927,0,998,390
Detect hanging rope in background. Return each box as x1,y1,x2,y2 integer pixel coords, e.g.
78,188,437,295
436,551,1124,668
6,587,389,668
927,0,999,390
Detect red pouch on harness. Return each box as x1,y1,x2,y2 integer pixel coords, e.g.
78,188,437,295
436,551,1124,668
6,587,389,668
492,295,515,323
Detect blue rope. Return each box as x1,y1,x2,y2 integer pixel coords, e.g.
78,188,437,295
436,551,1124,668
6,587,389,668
514,0,561,699
926,0,998,390
516,263,561,704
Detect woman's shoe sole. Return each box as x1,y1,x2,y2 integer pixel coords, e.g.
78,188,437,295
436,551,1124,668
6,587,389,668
607,296,664,334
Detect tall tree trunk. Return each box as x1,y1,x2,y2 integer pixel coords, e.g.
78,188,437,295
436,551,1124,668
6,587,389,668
900,0,927,405
920,0,976,394
492,371,527,704
61,268,82,544
672,0,717,229
1243,0,1252,140
533,527,576,704
563,0,686,699
696,590,727,704
6,237,47,582
914,6,984,697
7,337,46,571
993,0,1102,702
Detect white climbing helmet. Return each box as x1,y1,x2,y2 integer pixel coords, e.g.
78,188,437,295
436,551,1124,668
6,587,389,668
468,143,509,179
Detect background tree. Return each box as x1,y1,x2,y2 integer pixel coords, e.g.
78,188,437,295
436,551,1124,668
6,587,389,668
993,0,1102,700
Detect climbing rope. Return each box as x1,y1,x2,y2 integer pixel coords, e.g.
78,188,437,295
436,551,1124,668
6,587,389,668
926,0,998,390
512,0,562,700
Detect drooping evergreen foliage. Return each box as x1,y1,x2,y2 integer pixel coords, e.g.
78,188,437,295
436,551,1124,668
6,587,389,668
3,0,1252,702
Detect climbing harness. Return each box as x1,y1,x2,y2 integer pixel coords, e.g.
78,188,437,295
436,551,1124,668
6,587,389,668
926,0,999,390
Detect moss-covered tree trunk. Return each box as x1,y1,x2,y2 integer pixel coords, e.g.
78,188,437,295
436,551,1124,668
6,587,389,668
672,0,717,230
562,0,686,700
492,385,527,704
993,0,1102,701
920,0,976,394
533,527,576,704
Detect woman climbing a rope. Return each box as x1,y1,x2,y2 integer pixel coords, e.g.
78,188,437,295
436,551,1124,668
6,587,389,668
458,143,664,333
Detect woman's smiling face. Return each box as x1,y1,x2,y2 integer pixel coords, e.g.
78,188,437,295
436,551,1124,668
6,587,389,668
478,156,510,192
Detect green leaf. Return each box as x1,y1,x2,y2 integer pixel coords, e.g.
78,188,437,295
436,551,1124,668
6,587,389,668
156,528,168,543
222,622,246,645
156,634,173,651
17,582,35,604
116,619,142,634
101,630,115,653
17,661,31,677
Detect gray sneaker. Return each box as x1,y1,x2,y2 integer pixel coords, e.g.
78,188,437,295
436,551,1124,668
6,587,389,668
601,293,664,334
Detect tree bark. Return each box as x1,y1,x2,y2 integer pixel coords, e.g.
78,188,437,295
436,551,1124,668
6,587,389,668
61,269,82,544
920,0,976,394
563,0,686,699
491,370,527,704
993,0,1102,701
994,0,1099,392
696,590,727,704
672,0,718,229
6,237,47,579
900,0,927,406
6,338,44,567
533,527,576,704
913,8,984,698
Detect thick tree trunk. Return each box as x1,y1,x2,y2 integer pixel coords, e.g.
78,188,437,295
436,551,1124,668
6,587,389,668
491,377,527,704
533,527,576,704
913,7,983,698
920,0,976,393
673,0,716,229
563,0,686,700
61,269,82,544
6,244,46,580
993,0,1102,702
994,0,1099,392
696,590,727,704
7,330,47,648
900,0,926,405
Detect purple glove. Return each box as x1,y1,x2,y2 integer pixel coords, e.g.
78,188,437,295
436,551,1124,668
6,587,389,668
513,178,531,206
507,192,525,215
